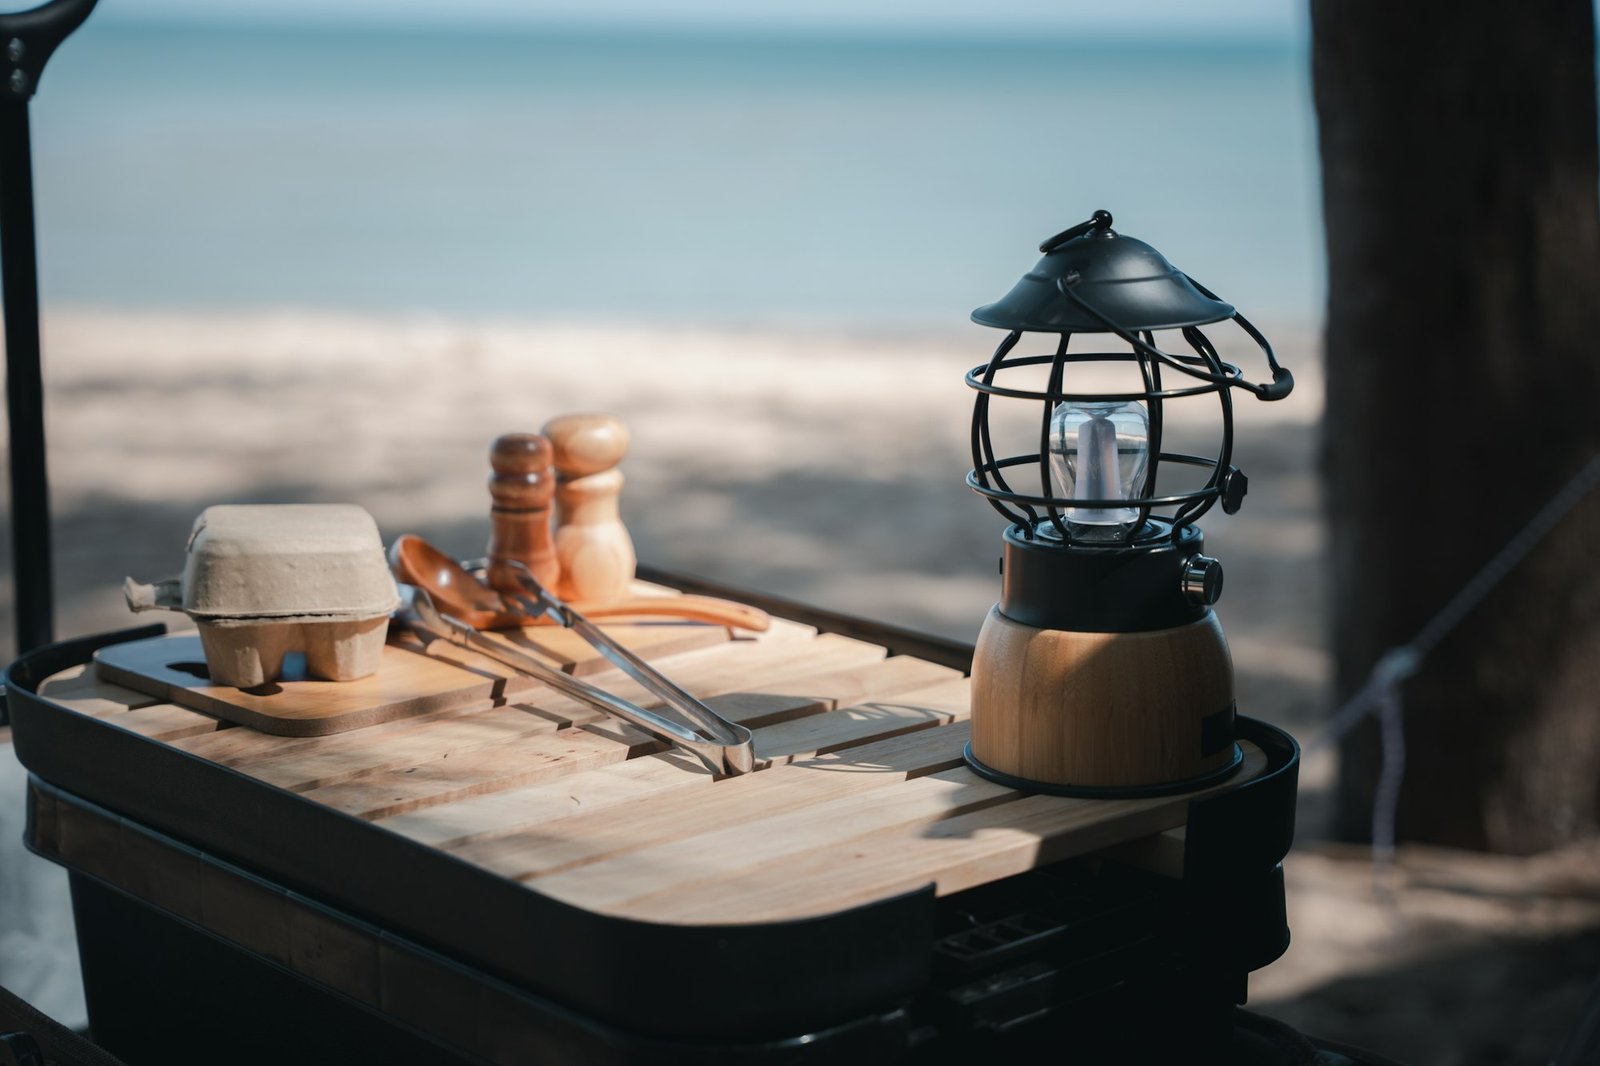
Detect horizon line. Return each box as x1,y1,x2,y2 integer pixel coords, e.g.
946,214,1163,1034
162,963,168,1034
84,12,1307,48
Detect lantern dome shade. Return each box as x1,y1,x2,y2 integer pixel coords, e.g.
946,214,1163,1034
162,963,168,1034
972,225,1235,333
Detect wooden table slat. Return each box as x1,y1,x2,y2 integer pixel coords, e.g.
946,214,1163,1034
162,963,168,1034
749,668,967,767
105,702,225,742
449,698,976,880
293,635,897,819
34,662,221,741
608,742,1270,925
474,621,732,678
381,665,965,849
252,632,890,805
36,664,164,718
530,762,1015,908
171,629,883,781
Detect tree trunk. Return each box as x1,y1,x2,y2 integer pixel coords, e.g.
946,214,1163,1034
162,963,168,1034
1313,0,1600,852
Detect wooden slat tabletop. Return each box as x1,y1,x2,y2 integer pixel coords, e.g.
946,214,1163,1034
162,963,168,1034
39,582,1267,927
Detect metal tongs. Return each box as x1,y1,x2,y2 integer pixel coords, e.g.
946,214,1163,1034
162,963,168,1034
399,563,754,776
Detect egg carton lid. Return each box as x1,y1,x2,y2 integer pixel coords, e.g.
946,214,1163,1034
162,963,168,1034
174,504,400,620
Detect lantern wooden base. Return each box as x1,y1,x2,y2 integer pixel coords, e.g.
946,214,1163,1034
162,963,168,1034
968,605,1240,794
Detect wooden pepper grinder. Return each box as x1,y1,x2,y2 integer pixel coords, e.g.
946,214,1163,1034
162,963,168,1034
487,432,561,594
543,412,636,602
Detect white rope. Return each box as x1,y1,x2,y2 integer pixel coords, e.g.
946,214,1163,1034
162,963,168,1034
1307,452,1600,873
1371,681,1406,895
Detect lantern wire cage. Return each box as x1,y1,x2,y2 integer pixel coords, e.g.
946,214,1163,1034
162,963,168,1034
967,290,1289,547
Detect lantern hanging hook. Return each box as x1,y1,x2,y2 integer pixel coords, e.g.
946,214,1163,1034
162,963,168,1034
1053,276,1294,402
1039,209,1113,254
1183,273,1295,401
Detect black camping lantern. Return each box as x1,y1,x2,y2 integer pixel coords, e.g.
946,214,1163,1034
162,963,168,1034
964,210,1293,797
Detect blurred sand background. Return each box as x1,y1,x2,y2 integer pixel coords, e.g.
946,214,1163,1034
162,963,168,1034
0,308,1595,1063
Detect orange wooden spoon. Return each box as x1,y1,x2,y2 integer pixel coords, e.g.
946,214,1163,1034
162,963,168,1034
388,535,770,632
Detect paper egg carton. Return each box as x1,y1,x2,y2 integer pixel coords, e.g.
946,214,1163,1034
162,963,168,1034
125,504,399,688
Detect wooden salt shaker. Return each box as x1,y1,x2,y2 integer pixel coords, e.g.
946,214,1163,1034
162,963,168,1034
543,413,636,602
487,432,561,594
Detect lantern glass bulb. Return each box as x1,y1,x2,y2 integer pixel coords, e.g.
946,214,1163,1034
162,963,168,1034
1047,400,1150,531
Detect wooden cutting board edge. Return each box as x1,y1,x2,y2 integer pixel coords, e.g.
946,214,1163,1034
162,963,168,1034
94,633,510,738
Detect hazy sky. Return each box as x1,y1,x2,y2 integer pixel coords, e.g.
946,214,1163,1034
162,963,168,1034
98,0,1305,41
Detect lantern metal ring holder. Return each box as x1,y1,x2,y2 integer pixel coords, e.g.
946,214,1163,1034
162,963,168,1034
968,210,1292,548
963,209,1293,798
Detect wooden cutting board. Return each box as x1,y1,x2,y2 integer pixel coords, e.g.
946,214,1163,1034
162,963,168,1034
94,618,732,737
94,634,515,737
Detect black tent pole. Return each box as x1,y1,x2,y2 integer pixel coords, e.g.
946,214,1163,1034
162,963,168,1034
0,0,96,664
2,97,51,656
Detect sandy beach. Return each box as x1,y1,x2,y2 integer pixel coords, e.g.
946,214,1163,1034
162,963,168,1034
12,307,1329,689
3,308,1596,1062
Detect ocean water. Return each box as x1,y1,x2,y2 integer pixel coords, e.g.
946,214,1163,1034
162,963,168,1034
29,22,1322,325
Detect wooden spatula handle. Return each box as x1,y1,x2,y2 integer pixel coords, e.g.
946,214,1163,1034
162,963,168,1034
461,595,770,633
572,595,770,632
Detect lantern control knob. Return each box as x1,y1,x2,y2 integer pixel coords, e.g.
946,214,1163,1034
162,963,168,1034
1181,555,1224,606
